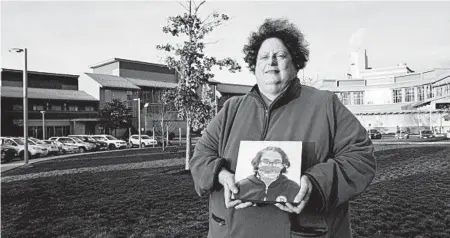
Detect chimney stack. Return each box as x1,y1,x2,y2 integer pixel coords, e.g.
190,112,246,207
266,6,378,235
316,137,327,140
364,49,369,70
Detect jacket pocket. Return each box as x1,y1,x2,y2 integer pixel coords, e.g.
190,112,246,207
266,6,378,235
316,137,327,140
290,227,328,238
290,213,328,238
209,212,227,238
211,213,226,226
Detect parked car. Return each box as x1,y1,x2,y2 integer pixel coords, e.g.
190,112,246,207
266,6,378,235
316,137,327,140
29,137,57,155
395,131,410,139
90,135,127,149
27,139,49,157
419,130,435,139
52,137,96,152
41,140,63,155
52,140,80,154
1,145,18,163
129,135,158,147
1,137,41,159
68,135,108,151
368,129,382,139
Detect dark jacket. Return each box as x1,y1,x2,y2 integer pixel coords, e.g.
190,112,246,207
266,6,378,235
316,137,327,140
235,174,300,203
190,78,376,238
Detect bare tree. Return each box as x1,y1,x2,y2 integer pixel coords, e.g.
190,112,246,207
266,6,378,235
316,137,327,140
157,0,241,170
148,98,179,151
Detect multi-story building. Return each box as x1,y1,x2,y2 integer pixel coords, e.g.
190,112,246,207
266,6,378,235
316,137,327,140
79,58,182,137
317,51,450,133
1,69,99,139
79,58,254,137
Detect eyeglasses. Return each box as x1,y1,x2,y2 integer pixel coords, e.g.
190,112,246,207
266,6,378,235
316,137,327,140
260,160,283,167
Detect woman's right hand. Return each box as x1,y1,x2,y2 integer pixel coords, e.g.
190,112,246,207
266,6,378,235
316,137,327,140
218,168,253,209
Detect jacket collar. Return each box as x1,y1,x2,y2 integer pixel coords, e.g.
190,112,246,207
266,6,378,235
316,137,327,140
248,77,302,110
247,174,290,188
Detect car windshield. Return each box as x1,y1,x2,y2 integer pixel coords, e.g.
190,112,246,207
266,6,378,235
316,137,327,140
72,138,84,143
27,140,37,145
106,136,117,140
141,135,151,139
12,138,25,145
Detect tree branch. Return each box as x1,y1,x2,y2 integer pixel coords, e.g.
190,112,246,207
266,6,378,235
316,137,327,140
177,0,189,12
194,0,206,14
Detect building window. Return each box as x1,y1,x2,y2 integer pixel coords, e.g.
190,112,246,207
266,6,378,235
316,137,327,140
405,87,415,102
68,105,79,111
85,106,94,112
104,89,112,101
425,85,432,99
341,92,351,105
417,86,424,101
435,86,443,97
13,104,23,111
393,89,402,103
50,105,62,111
444,84,450,96
33,105,44,111
352,92,364,105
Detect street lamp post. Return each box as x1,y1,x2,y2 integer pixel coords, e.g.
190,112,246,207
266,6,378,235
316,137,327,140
133,98,141,148
9,47,29,164
40,111,46,140
144,103,149,135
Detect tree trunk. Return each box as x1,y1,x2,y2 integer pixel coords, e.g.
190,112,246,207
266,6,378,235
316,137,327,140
185,118,191,170
161,104,165,151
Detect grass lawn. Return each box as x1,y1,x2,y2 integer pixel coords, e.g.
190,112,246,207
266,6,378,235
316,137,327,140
1,144,449,237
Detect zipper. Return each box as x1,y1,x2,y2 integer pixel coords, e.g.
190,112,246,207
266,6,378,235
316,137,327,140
264,185,269,201
248,79,298,140
249,94,282,140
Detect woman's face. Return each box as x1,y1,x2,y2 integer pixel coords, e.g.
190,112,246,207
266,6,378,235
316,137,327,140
258,150,284,180
255,37,298,99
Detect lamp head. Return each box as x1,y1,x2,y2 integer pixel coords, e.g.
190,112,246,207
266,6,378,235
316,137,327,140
9,48,24,53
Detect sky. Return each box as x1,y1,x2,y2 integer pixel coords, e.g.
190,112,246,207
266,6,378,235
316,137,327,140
2,0,450,85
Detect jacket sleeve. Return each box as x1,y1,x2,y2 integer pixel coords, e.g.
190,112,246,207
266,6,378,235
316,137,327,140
190,99,232,197
304,94,376,212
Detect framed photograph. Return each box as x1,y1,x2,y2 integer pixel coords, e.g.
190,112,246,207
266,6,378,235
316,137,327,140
232,141,302,205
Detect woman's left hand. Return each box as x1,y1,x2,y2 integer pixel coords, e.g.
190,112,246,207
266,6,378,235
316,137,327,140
274,175,312,214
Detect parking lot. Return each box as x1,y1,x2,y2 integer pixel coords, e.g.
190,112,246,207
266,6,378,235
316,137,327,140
1,134,199,166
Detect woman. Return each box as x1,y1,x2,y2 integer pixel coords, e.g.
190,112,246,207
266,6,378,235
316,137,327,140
190,18,376,238
234,146,300,204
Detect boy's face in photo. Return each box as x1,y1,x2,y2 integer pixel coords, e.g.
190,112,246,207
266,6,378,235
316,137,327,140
258,151,284,180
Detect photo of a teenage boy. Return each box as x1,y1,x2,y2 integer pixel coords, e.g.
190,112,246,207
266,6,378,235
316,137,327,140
234,146,300,203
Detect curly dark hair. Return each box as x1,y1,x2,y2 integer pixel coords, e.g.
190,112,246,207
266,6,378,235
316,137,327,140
243,18,309,73
251,146,291,174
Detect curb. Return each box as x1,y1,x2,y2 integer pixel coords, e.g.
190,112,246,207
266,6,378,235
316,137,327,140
1,146,189,173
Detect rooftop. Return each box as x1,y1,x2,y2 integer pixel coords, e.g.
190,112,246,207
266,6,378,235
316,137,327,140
125,77,177,89
88,58,170,69
84,73,141,90
1,86,98,101
2,68,79,78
